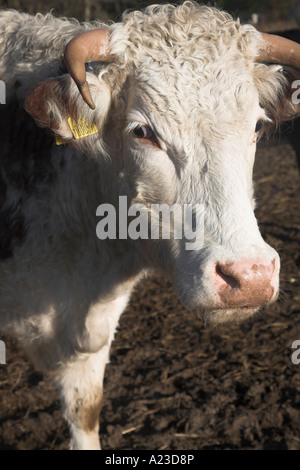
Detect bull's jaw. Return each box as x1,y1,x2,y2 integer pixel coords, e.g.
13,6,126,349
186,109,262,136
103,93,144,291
197,306,262,326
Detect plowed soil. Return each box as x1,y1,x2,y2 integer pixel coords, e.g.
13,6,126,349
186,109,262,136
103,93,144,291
0,137,299,450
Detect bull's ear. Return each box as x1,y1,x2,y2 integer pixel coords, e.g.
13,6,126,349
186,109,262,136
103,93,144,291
25,73,111,145
256,33,300,125
25,76,74,140
254,64,300,132
280,66,300,121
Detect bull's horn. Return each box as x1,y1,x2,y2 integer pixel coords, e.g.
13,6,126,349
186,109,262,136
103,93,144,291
64,29,111,110
258,33,300,70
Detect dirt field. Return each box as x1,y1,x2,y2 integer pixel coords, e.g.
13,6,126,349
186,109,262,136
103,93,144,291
0,137,299,450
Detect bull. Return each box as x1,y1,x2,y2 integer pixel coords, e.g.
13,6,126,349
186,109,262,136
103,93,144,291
0,2,299,450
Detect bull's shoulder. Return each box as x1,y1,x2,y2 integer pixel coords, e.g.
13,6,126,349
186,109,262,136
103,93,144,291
0,12,106,259
0,96,56,260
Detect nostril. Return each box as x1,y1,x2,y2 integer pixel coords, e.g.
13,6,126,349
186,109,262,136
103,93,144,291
214,259,278,309
216,263,240,289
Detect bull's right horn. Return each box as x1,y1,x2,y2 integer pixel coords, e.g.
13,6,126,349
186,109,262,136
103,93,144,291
258,33,300,70
64,29,112,110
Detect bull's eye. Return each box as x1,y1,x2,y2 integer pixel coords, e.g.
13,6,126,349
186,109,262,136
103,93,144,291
133,124,153,139
255,119,263,133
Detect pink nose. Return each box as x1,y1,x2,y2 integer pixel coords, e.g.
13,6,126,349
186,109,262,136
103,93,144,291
214,259,278,308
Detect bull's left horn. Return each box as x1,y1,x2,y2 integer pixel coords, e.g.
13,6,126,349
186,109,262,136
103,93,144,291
64,29,112,110
258,33,300,70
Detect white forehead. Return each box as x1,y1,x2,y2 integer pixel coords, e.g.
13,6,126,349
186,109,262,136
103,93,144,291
111,3,262,67
125,69,262,159
133,60,260,124
110,3,264,138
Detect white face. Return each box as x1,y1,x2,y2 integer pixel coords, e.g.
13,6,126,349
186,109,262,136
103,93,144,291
120,63,280,324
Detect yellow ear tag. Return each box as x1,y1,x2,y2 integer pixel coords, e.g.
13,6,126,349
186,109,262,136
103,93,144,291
55,134,66,146
67,117,98,140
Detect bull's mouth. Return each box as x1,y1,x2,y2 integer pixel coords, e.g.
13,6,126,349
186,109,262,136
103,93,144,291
200,288,279,325
198,306,262,326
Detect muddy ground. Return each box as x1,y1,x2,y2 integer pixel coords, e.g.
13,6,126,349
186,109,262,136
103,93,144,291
0,137,299,450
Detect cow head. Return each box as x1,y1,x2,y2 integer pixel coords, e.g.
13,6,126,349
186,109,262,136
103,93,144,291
25,3,300,324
